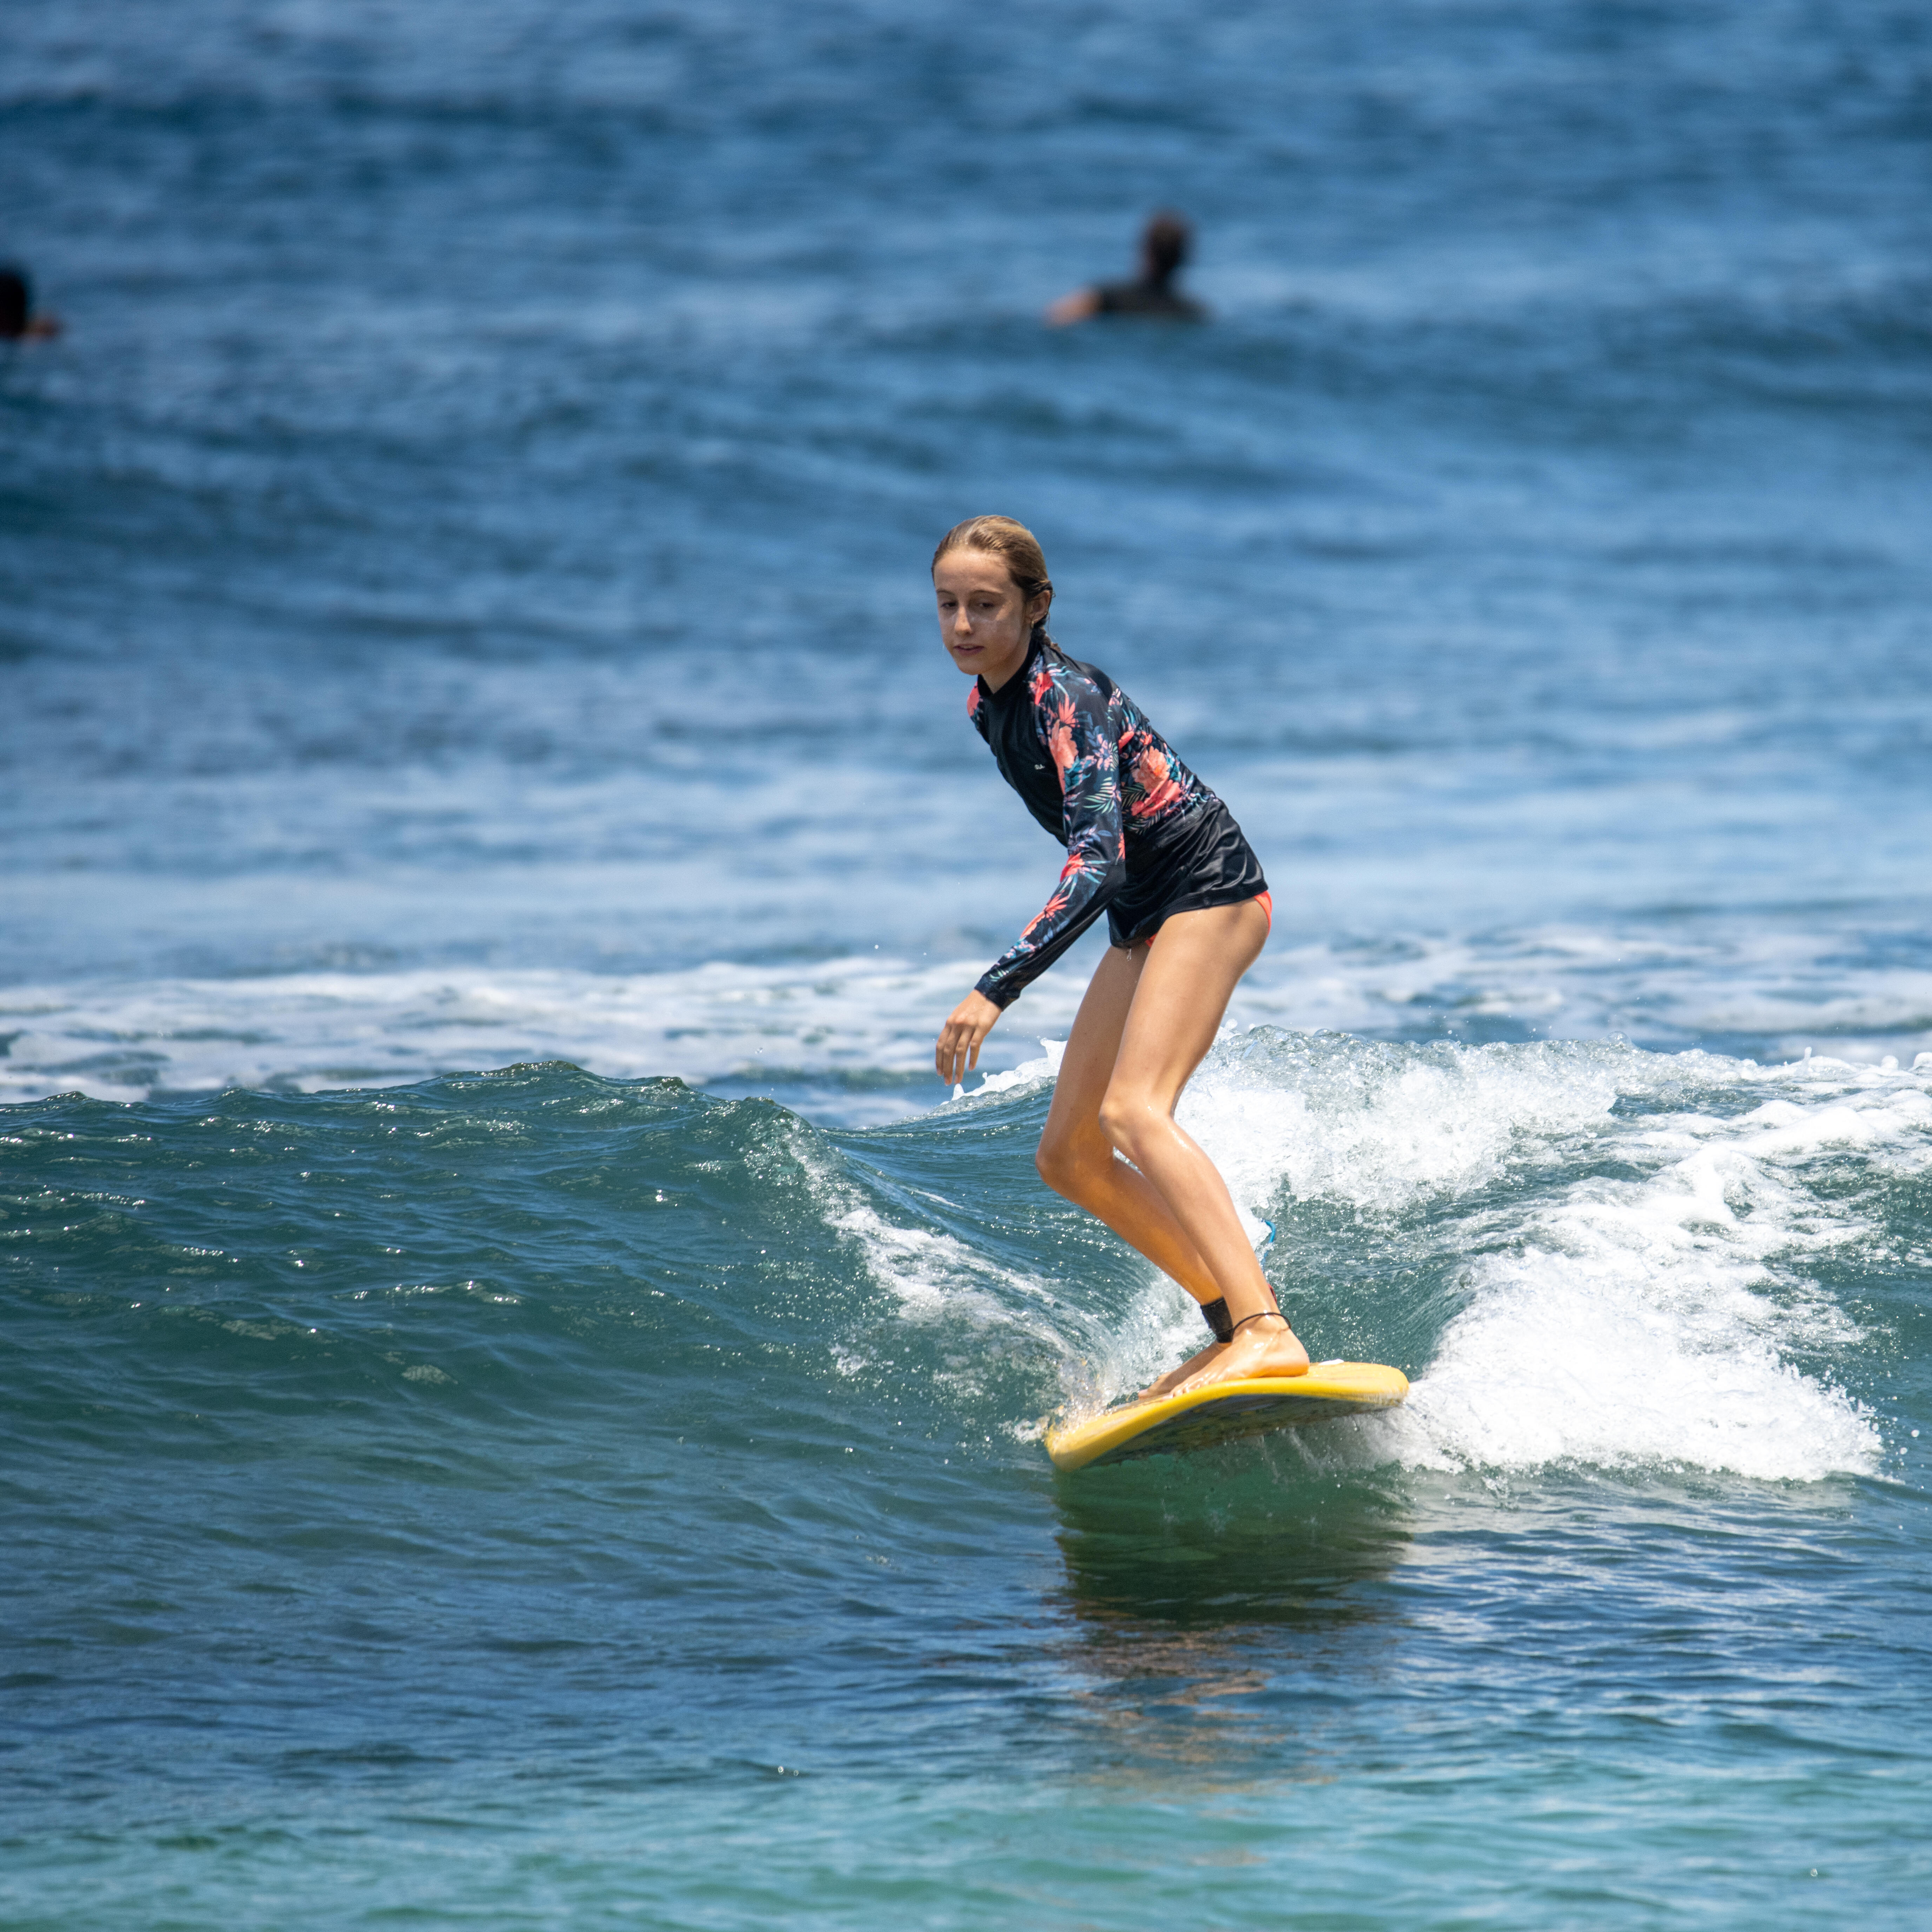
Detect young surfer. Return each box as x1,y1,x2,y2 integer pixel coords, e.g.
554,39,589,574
932,515,1306,1398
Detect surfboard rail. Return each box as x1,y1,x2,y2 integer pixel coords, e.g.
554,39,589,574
1044,1361,1409,1472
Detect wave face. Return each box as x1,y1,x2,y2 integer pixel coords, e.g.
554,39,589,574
13,1038,1897,1491
7,1039,1927,1924
7,0,1932,1921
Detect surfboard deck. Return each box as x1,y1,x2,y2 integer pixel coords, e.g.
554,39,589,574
1045,1360,1409,1472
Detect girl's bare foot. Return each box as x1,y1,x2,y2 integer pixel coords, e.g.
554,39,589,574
1140,1338,1225,1401
1169,1311,1308,1396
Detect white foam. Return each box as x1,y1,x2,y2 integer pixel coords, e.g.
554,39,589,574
1178,1037,1627,1218
952,1037,1065,1104
0,960,1086,1109
10,918,1932,1114
1170,1038,1896,1481
1234,924,1932,1066
817,1177,1149,1419
799,1047,1215,1418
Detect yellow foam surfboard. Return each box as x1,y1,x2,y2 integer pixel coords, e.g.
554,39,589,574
1045,1360,1410,1472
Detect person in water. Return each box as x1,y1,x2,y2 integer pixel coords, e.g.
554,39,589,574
1045,211,1207,326
932,515,1305,1399
0,266,62,342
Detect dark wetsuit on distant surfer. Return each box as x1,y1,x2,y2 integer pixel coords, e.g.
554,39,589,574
967,636,1269,1012
1045,211,1208,327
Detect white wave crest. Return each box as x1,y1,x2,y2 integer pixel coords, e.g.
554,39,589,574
10,917,1932,1116
0,960,1086,1110
1173,1040,1901,1481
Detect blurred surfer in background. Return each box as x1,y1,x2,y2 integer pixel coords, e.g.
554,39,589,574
1045,211,1206,325
931,516,1303,1398
0,265,62,341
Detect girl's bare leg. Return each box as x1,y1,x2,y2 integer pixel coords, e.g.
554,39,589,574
1101,901,1306,1391
1036,949,1231,1397
1036,898,1306,1396
1037,945,1219,1300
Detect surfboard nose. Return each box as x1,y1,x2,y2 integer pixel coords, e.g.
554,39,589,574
1045,1363,1410,1471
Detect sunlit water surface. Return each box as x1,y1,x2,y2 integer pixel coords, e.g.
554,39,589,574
4,1,1931,1924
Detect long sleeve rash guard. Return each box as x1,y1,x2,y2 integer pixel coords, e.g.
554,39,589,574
969,637,1213,1009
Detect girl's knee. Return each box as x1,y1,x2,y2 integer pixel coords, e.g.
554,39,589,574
1097,1089,1158,1160
1035,1131,1085,1197
1036,1124,1108,1198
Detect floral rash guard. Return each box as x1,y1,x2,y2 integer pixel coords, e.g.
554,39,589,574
969,637,1213,1009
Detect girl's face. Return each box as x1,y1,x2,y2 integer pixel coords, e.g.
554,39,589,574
934,549,1048,692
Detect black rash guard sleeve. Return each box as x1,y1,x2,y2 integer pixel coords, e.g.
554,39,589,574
973,659,1127,1009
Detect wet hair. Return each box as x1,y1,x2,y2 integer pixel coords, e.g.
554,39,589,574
931,515,1055,647
0,267,30,340
1142,212,1190,287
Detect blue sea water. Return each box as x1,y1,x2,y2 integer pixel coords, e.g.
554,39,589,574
5,0,1932,1923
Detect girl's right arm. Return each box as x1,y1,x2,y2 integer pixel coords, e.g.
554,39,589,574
935,989,1001,1085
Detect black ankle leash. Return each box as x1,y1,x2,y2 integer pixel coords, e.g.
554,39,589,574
1230,1310,1288,1336
1201,1301,1286,1342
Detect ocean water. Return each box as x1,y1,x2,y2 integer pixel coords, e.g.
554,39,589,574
4,0,1931,1924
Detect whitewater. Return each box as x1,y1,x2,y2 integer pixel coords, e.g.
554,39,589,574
5,0,1932,1925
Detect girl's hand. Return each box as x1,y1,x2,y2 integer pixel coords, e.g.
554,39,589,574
936,990,1001,1086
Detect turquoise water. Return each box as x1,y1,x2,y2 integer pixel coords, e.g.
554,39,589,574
6,0,1932,1924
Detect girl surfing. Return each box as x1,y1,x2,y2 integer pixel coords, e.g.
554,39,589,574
931,516,1307,1399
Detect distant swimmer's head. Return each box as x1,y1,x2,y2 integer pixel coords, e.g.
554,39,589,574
932,515,1055,689
0,265,60,342
0,267,31,340
1140,212,1191,289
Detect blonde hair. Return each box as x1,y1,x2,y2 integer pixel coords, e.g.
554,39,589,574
931,515,1054,648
